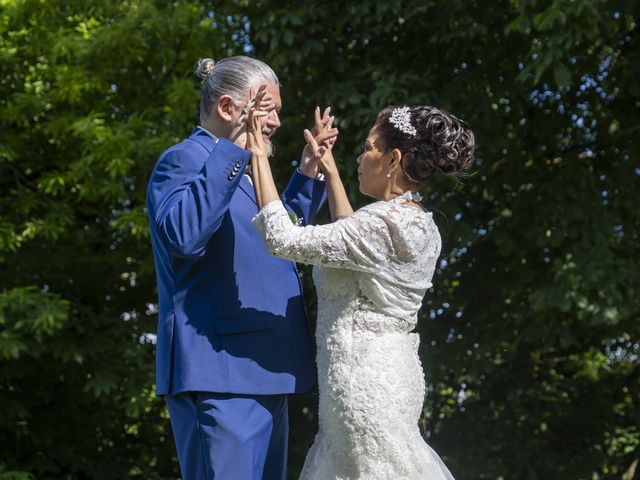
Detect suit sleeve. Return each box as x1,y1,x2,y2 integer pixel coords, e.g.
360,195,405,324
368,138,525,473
147,139,251,258
280,170,327,226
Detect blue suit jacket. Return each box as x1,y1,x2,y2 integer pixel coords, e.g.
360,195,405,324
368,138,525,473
147,128,325,396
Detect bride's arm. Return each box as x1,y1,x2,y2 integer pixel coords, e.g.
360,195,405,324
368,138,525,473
248,88,408,273
244,86,283,209
247,87,337,210
253,200,395,273
303,128,353,221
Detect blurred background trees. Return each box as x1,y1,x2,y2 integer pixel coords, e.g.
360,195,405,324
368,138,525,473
1,0,638,478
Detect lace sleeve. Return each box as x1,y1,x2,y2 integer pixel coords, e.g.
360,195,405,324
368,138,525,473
252,200,393,272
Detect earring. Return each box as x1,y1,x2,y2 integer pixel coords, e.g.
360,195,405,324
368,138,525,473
386,172,391,178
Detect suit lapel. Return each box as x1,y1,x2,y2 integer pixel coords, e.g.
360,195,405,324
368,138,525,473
238,174,257,205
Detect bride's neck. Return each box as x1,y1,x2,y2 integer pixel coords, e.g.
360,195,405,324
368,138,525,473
382,179,419,202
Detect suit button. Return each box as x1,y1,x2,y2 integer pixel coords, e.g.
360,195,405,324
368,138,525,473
234,162,241,168
228,174,234,180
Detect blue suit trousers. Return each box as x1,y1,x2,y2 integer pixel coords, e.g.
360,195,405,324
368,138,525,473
165,392,288,480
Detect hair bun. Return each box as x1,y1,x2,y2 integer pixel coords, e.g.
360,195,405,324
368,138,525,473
195,58,216,81
374,105,475,183
415,107,475,177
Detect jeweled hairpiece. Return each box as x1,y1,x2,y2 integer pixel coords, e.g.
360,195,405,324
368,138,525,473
389,106,417,137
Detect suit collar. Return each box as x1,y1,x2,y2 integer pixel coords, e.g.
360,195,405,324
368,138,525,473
188,127,218,153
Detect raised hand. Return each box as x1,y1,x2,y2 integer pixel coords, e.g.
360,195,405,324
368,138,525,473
302,109,352,221
244,85,270,157
299,106,339,178
246,84,281,208
302,128,328,166
302,119,339,178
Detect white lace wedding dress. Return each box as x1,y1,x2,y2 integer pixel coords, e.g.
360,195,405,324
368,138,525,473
253,191,455,480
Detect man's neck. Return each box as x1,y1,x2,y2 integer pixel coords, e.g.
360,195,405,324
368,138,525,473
197,124,218,140
201,115,247,150
200,119,220,138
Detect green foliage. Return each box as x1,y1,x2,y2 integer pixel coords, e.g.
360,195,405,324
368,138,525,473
244,1,640,478
0,0,247,477
1,0,638,479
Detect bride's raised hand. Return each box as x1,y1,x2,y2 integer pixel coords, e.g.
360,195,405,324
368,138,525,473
303,127,342,180
304,114,352,221
307,115,340,176
299,106,338,177
245,84,270,157
313,106,338,148
246,85,280,207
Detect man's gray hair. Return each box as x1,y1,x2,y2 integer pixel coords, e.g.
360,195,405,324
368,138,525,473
195,56,278,122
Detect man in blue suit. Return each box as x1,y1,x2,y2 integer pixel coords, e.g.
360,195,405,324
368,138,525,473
146,56,336,479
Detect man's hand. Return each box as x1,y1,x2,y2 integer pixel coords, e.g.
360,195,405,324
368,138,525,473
298,106,338,178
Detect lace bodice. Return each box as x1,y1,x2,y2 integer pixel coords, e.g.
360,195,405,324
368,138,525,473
253,193,454,479
253,191,441,324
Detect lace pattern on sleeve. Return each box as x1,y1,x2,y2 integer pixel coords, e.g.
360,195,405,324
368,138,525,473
252,200,393,272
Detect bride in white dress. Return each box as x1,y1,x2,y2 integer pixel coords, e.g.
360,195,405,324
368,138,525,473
246,88,475,479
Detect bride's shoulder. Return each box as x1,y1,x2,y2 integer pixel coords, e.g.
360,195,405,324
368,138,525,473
356,200,433,221
356,201,388,214
350,201,440,259
350,201,393,222
352,202,437,240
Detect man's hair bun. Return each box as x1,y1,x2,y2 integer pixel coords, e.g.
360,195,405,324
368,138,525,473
195,58,216,82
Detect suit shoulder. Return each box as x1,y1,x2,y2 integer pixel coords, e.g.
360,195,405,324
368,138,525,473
150,139,208,177
158,138,201,163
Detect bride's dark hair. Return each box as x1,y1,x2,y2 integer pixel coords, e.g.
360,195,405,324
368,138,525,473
374,106,475,183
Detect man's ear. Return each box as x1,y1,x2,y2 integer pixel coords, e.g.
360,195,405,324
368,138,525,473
216,95,237,122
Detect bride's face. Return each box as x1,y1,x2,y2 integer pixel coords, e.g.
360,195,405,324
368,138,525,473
357,126,392,200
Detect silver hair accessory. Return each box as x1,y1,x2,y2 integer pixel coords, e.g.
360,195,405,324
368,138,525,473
389,106,417,137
